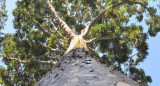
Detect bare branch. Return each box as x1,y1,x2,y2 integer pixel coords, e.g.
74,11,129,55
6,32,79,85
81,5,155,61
38,40,65,53
81,1,150,37
86,36,117,44
45,0,75,39
3,54,57,65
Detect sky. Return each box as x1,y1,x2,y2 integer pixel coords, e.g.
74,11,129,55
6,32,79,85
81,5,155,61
0,0,160,86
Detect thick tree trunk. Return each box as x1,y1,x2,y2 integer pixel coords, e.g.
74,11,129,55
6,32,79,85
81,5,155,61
36,48,142,86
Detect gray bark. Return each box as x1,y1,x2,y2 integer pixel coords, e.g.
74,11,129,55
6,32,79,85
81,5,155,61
36,48,141,86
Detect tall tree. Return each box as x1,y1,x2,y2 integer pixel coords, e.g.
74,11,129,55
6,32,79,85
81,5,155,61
1,0,159,85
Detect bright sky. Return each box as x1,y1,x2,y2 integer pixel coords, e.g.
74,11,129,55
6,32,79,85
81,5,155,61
0,0,160,86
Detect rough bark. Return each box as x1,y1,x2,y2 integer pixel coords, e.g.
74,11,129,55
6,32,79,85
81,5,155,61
36,48,142,86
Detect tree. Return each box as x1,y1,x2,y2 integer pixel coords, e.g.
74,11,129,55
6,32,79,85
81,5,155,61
1,0,159,85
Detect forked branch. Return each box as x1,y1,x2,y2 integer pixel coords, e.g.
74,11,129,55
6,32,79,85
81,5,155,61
86,36,117,44
45,0,75,39
82,1,151,37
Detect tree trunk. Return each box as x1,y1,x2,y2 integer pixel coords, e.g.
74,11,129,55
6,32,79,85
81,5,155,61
36,48,142,86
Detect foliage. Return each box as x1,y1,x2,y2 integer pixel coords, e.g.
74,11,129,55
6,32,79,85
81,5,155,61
1,0,160,85
0,0,7,51
0,0,7,29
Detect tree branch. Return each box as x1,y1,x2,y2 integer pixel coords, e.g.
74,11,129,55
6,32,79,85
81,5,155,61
38,40,65,53
88,47,99,57
42,14,52,18
49,20,64,38
74,0,81,17
66,0,71,16
33,19,51,37
3,54,57,65
48,20,67,49
86,36,117,44
130,53,137,58
45,0,75,39
82,7,90,25
81,1,150,37
101,0,104,7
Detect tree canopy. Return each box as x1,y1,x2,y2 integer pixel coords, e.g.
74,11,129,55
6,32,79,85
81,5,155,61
1,0,160,85
0,0,7,50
